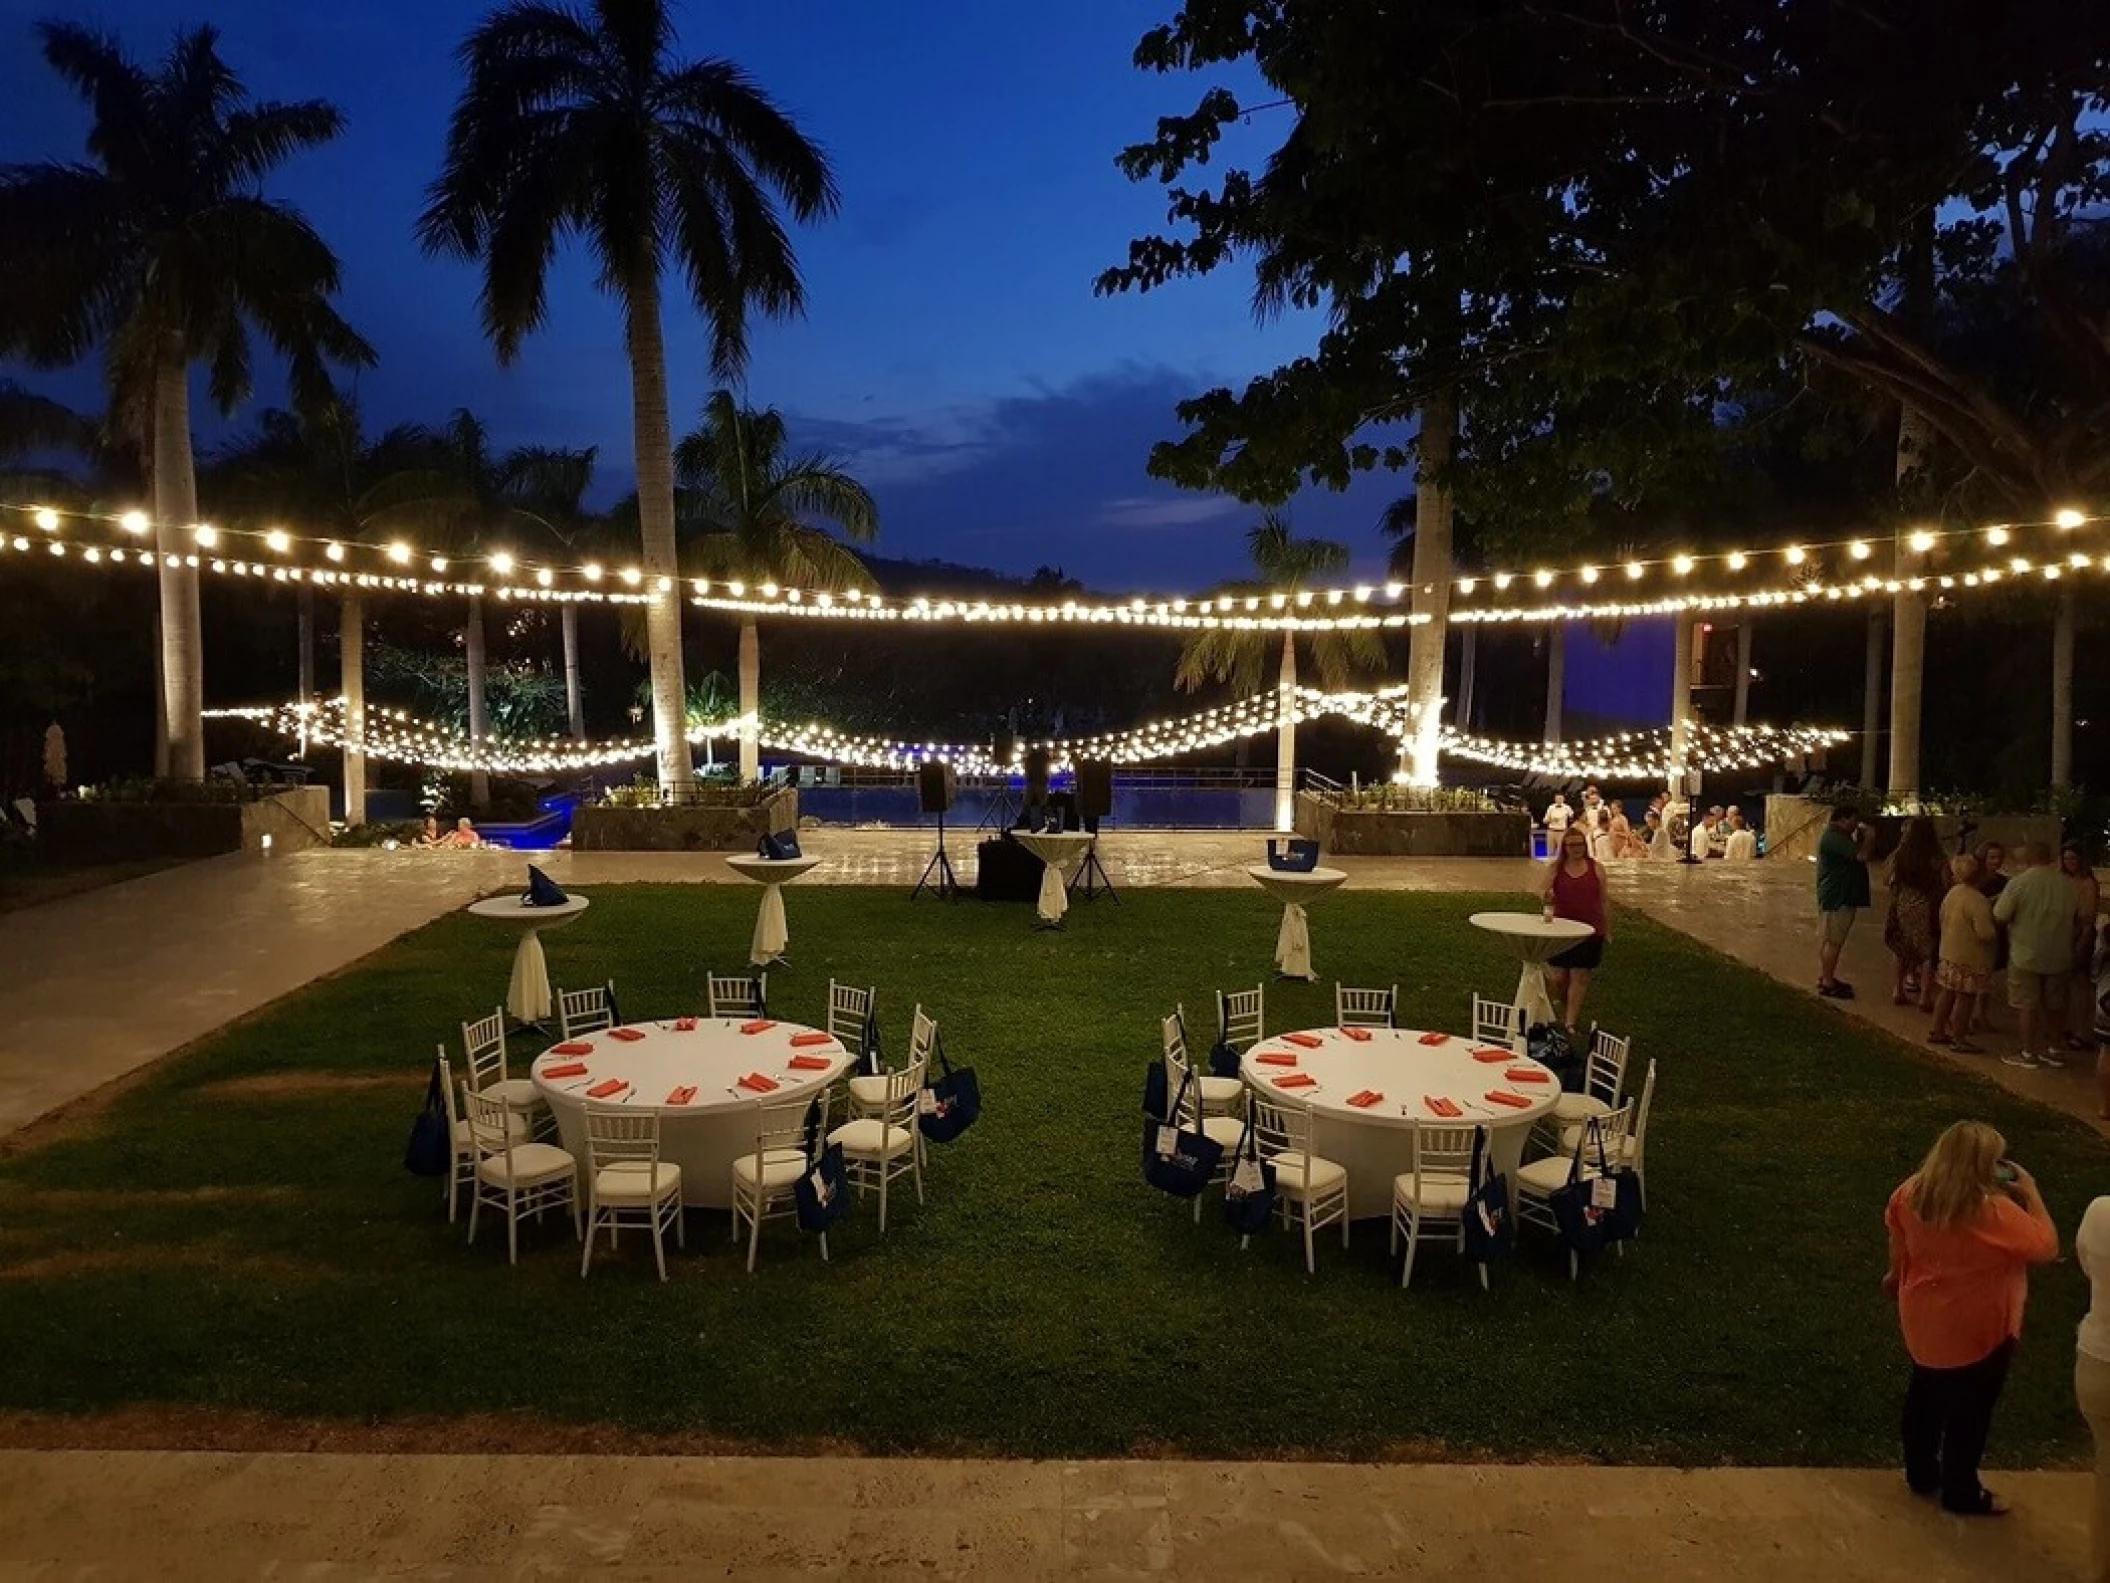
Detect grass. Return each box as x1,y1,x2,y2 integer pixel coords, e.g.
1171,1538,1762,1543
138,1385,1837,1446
2,882,2104,1465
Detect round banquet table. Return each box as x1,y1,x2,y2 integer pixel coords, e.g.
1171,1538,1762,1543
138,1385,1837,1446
1244,864,1348,980
1468,910,1594,1029
723,853,824,966
1241,1025,1560,1219
1013,830,1095,927
530,1019,851,1209
467,893,590,1026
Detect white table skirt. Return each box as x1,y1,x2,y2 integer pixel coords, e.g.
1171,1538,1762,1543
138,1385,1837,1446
467,894,590,1024
1014,832,1094,925
1245,865,1348,979
724,855,823,965
1468,910,1594,1027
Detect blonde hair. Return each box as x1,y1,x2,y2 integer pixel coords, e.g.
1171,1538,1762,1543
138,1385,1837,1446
1906,1121,2005,1228
1950,853,1979,885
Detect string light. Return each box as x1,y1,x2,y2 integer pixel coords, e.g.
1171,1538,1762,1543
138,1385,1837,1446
33,507,59,532
2057,508,2086,530
119,511,149,536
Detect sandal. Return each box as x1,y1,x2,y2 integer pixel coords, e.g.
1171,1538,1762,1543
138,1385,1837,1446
1927,1031,1952,1046
1941,1488,2009,1517
1950,1040,1984,1055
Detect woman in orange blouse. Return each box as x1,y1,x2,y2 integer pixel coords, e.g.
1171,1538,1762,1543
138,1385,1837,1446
1884,1121,2058,1515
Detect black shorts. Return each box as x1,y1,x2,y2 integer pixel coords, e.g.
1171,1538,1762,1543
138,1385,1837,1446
1549,935,1605,971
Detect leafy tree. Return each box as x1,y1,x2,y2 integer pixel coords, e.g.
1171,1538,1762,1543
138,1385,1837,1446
671,389,879,780
0,21,372,779
1174,513,1384,827
422,0,838,800
499,443,601,740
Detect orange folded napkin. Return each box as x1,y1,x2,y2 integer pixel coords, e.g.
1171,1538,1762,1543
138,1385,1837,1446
1484,1089,1533,1109
1273,1073,1318,1090
551,1041,594,1056
787,1054,833,1071
1337,1026,1374,1042
1283,1032,1324,1048
739,1019,778,1035
607,1027,646,1043
789,1031,835,1047
672,1017,698,1032
585,1078,628,1099
1255,1052,1299,1067
1472,1049,1513,1063
1504,1067,1551,1084
665,1085,698,1106
737,1072,781,1093
1346,1089,1385,1109
1424,1095,1464,1118
1418,1031,1450,1046
542,1062,589,1079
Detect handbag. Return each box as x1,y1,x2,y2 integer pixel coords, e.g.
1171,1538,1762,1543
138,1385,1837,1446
403,1058,451,1178
759,830,803,861
1460,1126,1512,1266
1221,1096,1278,1235
1527,1021,1579,1086
1266,837,1320,873
792,1098,852,1233
917,1029,981,1143
1140,1068,1224,1199
1207,1035,1243,1081
859,1004,885,1079
1549,1117,1642,1259
521,864,568,907
603,978,623,1028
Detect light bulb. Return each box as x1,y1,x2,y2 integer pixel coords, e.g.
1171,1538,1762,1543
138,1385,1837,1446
1849,540,1872,560
430,556,448,572
1532,569,1554,588
387,541,412,565
33,507,58,532
1456,578,1476,595
192,523,219,548
1493,573,1513,591
536,568,554,587
2055,507,2085,530
1908,529,1935,554
489,551,515,575
1725,551,1747,571
1985,526,2010,546
1784,544,1806,565
1624,561,1644,581
1580,565,1600,584
1671,554,1694,575
120,510,149,536
265,529,291,554
324,541,345,562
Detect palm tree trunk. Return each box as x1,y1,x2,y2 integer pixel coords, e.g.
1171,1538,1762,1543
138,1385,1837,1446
152,606,169,779
1887,404,1935,804
341,591,366,827
297,583,316,757
2053,579,2075,787
738,619,761,782
562,604,584,740
1455,625,1478,732
1274,631,1297,831
1542,624,1565,745
152,345,205,781
1861,608,1886,788
1732,622,1753,726
1669,615,1696,799
465,592,489,810
623,257,694,801
1403,390,1457,785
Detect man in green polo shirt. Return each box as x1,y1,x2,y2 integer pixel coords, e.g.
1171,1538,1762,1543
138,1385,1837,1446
1816,803,1875,998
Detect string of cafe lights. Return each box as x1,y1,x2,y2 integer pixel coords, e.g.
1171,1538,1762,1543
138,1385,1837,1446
6,499,2105,630
212,690,1844,783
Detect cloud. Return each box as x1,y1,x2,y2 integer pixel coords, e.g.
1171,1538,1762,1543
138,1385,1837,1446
1095,494,1243,530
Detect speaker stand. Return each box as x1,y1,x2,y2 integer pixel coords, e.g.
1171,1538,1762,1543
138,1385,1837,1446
912,812,961,900
1067,834,1120,904
977,780,1020,833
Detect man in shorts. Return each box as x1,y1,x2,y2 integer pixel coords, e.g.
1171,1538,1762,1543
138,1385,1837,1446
1816,803,1874,998
1994,842,2086,1069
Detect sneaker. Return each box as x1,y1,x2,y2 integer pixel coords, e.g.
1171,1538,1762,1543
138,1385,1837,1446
2038,1049,2068,1069
2002,1052,2042,1070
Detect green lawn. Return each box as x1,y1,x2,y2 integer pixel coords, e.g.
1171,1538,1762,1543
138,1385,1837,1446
2,883,2104,1464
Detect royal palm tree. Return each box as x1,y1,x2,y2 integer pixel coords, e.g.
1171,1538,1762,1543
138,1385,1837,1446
421,0,838,801
499,443,600,740
673,389,878,780
1175,513,1386,831
0,22,372,779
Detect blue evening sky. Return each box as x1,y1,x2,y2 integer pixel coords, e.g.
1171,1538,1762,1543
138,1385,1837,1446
0,0,1408,588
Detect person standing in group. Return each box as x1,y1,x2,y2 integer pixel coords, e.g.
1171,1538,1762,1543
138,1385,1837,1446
1884,1121,2058,1517
1537,823,1609,1028
1606,802,1639,859
1544,791,1572,841
2065,845,2102,1055
2092,916,2110,1122
1578,785,1607,861
1885,816,1950,1010
1724,807,1758,861
1929,854,1997,1054
2074,1194,2110,1576
1973,842,2012,1037
1817,804,1876,999
1640,808,1668,860
1994,843,2087,1069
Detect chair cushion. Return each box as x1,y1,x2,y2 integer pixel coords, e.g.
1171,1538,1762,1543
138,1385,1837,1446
846,1074,891,1106
1517,1155,1595,1195
593,1161,682,1203
481,1077,543,1111
1266,1153,1347,1195
1390,1172,1471,1212
1551,1092,1612,1124
1199,1116,1246,1149
732,1147,808,1190
828,1118,918,1160
1197,1075,1244,1103
474,1143,576,1187
453,1113,527,1149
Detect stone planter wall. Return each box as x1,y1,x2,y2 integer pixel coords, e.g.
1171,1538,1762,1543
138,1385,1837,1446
571,787,798,852
1293,792,1531,857
36,785,332,862
1759,796,2061,864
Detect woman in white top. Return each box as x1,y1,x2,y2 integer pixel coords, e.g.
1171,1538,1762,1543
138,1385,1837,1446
2079,1198,2110,1581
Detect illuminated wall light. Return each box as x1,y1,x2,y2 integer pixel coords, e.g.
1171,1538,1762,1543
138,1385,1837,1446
387,541,412,565
1671,554,1694,575
2056,507,2086,530
1848,540,1872,560
192,524,219,548
33,507,59,532
489,551,515,575
1986,526,2010,546
120,510,149,536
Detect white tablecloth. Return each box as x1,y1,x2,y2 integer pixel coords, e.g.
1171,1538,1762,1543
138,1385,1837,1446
723,854,824,965
1244,864,1348,979
1468,910,1594,1028
1242,1026,1560,1218
530,1019,850,1209
467,894,590,1024
1014,831,1095,925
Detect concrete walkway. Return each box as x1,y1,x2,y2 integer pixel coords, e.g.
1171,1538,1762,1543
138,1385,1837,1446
0,1450,2089,1579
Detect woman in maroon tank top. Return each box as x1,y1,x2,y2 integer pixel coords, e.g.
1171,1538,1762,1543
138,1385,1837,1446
1538,823,1610,1026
